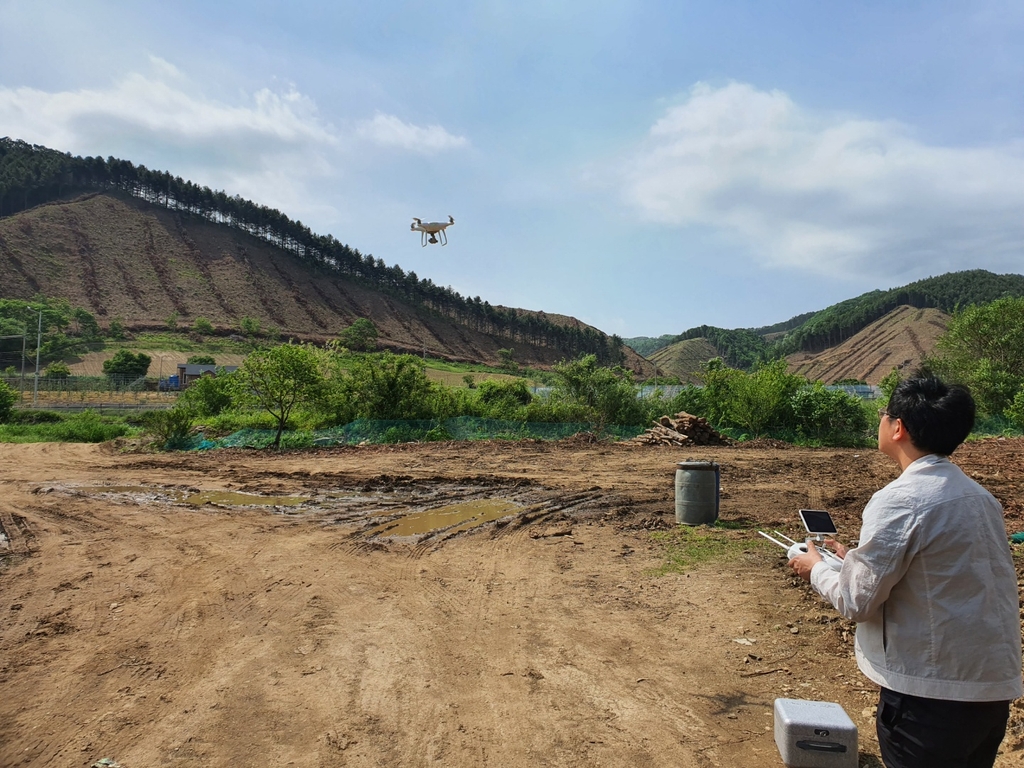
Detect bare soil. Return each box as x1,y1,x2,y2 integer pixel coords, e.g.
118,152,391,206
786,306,950,385
2,438,1023,767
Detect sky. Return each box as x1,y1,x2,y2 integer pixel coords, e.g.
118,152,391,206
1,1,1022,338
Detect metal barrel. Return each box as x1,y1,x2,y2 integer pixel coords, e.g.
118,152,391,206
674,461,720,525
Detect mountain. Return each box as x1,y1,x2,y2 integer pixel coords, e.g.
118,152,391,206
646,338,720,384
641,306,951,384
627,270,1024,383
0,139,652,373
786,306,949,384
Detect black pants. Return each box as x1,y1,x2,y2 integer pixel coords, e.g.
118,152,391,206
876,688,1011,768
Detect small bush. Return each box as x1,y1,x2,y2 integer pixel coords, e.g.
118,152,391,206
178,372,234,416
791,383,871,446
43,361,72,379
8,409,63,425
1006,389,1024,431
0,381,16,423
141,406,196,449
193,317,215,335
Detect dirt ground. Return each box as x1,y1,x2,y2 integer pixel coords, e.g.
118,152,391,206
2,437,1023,767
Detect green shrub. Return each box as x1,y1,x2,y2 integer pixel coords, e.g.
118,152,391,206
790,383,871,445
549,354,647,430
0,381,16,423
193,317,215,335
8,409,62,425
1004,389,1024,431
667,384,706,418
337,318,378,352
43,361,72,379
476,379,536,419
141,406,196,449
103,349,151,379
345,352,434,420
727,359,802,436
930,296,1024,415
179,371,234,416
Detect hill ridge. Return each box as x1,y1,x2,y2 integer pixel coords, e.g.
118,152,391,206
0,138,638,370
0,191,650,372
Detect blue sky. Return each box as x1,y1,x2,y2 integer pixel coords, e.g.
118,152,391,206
1,1,1022,337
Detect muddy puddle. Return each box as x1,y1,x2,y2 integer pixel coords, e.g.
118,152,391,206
55,483,543,541
367,499,521,538
87,485,308,507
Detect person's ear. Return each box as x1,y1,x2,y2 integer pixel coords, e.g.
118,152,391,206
891,417,908,443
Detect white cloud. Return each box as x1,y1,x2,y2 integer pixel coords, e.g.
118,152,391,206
621,81,1024,278
354,113,468,154
0,58,468,225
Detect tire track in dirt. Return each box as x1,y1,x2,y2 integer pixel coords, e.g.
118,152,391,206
0,504,34,555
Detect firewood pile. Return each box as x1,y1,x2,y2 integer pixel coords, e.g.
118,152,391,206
627,412,731,447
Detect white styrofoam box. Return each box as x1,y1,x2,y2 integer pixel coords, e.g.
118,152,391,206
774,698,858,768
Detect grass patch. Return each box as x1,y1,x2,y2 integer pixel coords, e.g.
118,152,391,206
127,333,254,354
650,521,768,575
0,409,138,443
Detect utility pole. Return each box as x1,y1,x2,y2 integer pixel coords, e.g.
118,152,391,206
32,309,41,407
20,329,26,400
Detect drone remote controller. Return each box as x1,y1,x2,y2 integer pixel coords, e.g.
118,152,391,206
786,540,843,571
758,529,843,571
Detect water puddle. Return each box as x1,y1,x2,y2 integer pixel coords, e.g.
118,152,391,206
183,490,307,507
368,499,521,538
87,485,307,507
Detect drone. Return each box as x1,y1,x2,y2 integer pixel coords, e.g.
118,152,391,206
411,215,454,246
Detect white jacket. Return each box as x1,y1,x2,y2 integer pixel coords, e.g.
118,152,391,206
811,454,1023,702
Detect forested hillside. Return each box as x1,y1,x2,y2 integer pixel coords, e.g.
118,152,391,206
0,138,642,371
773,270,1024,355
626,270,1024,375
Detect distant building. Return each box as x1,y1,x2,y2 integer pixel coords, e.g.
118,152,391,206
176,364,238,389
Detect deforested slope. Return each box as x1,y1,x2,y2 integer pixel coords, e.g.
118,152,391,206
786,305,949,384
0,138,651,371
647,337,721,382
0,192,650,372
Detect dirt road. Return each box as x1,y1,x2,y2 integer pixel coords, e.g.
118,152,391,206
2,438,1022,767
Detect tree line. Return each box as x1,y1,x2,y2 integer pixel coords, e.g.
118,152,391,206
0,138,620,363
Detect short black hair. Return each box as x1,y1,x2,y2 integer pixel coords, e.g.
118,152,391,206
886,376,975,455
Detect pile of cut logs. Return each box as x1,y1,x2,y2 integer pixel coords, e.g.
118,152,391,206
627,412,730,447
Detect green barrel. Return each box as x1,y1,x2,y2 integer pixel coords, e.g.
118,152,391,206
674,461,720,525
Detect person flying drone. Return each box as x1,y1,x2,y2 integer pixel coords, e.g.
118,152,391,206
411,216,454,246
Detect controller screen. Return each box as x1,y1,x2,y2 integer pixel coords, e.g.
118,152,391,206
799,509,837,535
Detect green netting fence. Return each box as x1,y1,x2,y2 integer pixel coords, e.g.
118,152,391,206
179,417,647,451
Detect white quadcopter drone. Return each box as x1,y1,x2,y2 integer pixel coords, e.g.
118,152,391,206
411,215,454,246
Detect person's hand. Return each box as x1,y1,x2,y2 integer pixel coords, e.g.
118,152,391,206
825,537,848,559
788,540,823,582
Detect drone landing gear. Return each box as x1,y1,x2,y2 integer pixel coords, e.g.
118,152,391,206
420,231,447,246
